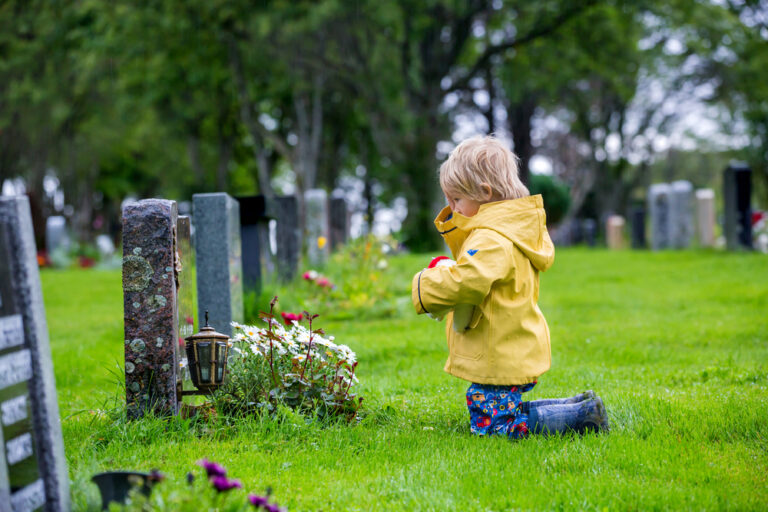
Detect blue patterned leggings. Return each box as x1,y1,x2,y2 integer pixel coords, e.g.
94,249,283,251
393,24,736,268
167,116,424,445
466,382,536,439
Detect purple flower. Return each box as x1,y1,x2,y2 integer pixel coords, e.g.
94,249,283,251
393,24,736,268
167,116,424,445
248,494,284,511
209,475,242,492
196,458,227,478
249,494,270,507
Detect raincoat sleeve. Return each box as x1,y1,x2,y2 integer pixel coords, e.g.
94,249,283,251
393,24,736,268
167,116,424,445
411,229,512,316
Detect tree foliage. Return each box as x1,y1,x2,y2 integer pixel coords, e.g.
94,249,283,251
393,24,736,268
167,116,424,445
1,0,762,249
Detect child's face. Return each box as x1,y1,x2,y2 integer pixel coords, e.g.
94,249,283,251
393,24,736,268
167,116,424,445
444,188,484,217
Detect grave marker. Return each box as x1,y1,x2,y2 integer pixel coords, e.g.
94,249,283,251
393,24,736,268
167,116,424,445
329,196,349,250
273,196,300,283
0,196,70,512
670,180,694,249
304,189,329,266
648,183,671,250
630,206,646,249
122,199,181,419
44,217,69,256
723,163,753,250
695,189,716,248
193,193,243,337
236,196,270,295
606,215,625,250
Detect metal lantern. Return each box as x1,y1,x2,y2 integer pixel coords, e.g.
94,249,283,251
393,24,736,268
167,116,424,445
184,311,229,392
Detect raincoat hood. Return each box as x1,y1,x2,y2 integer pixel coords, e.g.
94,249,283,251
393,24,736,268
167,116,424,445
434,194,554,271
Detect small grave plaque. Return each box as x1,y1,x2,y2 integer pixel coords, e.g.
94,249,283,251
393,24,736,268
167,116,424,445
0,196,70,512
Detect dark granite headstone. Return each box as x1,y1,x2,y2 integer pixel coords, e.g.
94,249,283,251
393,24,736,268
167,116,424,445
630,206,646,249
582,219,597,247
122,200,181,419
193,193,243,337
236,196,270,294
723,163,753,250
0,196,70,512
329,196,349,251
273,196,301,283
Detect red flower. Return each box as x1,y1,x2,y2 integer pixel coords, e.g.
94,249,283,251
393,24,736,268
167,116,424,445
280,312,303,325
185,315,194,325
36,251,49,267
316,277,331,288
78,256,96,268
428,256,452,268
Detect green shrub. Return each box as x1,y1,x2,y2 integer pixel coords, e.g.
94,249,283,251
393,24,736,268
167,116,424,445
529,174,571,225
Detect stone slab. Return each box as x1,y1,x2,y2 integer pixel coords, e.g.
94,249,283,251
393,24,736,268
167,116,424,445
329,196,349,250
0,196,70,512
193,193,243,337
122,199,180,419
723,163,753,250
670,180,694,249
695,189,716,248
273,196,301,283
648,183,671,250
304,189,329,266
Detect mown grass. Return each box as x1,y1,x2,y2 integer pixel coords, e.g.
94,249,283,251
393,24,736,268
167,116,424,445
44,249,768,511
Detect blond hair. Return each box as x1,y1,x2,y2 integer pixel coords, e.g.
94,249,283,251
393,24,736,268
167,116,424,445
439,135,529,201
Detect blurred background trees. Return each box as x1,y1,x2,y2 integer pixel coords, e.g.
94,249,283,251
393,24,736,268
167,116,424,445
1,0,766,250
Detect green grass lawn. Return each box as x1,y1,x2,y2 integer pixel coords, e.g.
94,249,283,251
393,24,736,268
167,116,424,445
44,249,768,511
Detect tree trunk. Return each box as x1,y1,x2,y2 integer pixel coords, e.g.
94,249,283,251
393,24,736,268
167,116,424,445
507,97,537,188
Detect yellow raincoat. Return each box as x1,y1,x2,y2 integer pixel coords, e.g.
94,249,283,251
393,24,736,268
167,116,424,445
411,195,555,385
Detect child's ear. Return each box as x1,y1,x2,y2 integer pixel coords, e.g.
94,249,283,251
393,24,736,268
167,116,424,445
479,183,494,201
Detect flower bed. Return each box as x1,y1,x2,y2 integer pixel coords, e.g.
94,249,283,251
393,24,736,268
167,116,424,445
218,298,363,421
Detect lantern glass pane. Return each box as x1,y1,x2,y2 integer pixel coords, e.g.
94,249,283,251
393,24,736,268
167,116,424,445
197,341,212,382
216,342,225,381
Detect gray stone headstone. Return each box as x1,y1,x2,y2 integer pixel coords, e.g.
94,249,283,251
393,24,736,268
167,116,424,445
0,196,70,512
193,193,243,337
695,189,716,248
670,180,694,249
723,163,753,250
44,217,69,256
273,196,301,283
648,183,671,250
329,196,349,251
630,206,646,249
122,200,181,419
304,189,329,266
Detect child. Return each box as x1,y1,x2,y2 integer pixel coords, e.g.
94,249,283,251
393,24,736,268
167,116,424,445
411,135,609,438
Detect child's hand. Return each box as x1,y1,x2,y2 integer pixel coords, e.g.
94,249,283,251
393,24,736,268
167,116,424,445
425,256,474,332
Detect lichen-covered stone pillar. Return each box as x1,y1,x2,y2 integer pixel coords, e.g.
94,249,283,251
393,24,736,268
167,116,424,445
122,199,180,419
